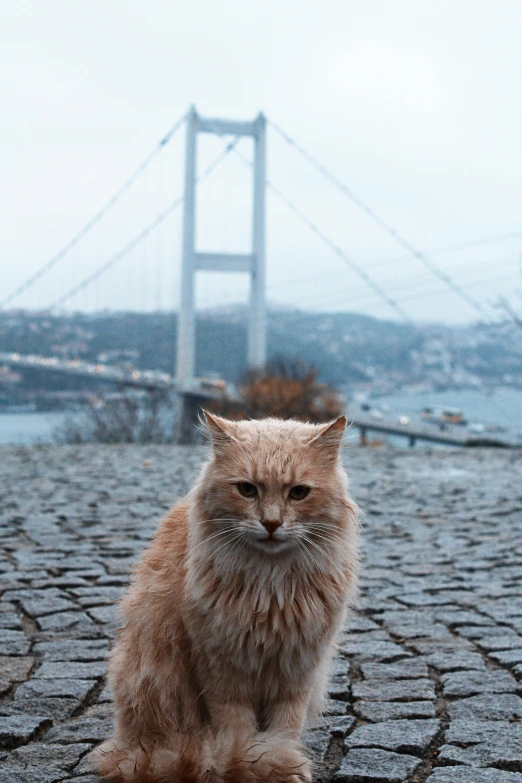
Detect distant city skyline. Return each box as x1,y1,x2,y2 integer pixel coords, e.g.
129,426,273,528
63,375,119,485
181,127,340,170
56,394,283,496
1,1,522,324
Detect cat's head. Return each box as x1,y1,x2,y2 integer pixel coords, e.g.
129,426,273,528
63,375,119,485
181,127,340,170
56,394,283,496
193,413,353,558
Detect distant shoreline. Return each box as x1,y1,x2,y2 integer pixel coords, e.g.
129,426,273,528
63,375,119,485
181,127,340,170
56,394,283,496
2,384,521,446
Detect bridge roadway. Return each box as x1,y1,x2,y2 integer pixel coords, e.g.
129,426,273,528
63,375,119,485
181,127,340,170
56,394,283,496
0,352,174,390
345,407,517,448
1,352,517,448
347,414,500,448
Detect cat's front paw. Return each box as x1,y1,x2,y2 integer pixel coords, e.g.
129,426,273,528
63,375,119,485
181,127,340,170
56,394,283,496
230,732,311,783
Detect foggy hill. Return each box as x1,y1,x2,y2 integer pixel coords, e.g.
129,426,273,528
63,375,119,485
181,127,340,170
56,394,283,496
1,309,521,400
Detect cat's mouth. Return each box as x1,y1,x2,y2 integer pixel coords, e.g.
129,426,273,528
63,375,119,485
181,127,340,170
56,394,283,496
251,535,293,554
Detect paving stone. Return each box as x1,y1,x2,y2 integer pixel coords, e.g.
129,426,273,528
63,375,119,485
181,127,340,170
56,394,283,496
44,715,113,744
426,770,522,782
476,635,522,651
0,715,52,749
0,613,22,630
447,693,522,720
409,639,474,655
438,733,522,767
0,763,63,783
324,698,348,716
97,683,113,703
329,715,356,737
394,592,458,607
11,741,92,768
489,648,522,666
352,678,435,702
345,719,440,755
439,718,522,768
304,728,331,757
2,588,77,617
421,650,487,672
340,640,411,662
70,586,124,607
328,657,350,695
35,661,106,680
33,639,109,661
0,630,30,655
441,669,519,696
457,624,519,639
360,659,429,680
434,610,495,627
390,622,452,640
345,615,380,633
0,657,34,689
87,605,119,625
445,719,521,745
334,748,422,782
37,611,95,633
354,700,437,721
15,678,97,702
1,697,80,720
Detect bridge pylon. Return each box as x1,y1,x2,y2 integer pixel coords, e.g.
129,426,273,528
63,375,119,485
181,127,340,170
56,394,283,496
175,106,267,441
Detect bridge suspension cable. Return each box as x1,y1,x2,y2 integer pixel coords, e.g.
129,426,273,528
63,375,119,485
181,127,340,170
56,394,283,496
234,149,412,323
0,109,188,310
269,118,494,320
47,137,240,311
364,229,522,272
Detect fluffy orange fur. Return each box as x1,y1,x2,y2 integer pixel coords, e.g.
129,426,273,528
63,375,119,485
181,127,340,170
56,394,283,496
94,414,359,783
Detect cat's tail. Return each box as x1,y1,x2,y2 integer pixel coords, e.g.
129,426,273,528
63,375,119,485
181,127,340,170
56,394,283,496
93,729,311,783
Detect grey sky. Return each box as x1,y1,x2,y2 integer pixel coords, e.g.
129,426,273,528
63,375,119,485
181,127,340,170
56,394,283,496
1,0,522,324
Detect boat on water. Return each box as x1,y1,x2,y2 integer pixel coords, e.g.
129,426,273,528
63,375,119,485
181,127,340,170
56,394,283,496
422,406,467,426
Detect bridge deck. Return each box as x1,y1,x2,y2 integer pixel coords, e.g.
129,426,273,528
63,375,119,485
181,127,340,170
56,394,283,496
347,414,514,448
1,352,517,447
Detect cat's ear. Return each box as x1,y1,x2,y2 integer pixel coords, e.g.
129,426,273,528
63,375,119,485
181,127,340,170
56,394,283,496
308,416,346,454
203,411,238,452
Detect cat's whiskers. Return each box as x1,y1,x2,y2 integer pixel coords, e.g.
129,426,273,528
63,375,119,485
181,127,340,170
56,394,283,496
307,521,344,534
306,523,349,546
296,535,323,571
299,533,329,565
209,531,246,559
227,535,249,571
295,537,316,572
306,527,346,547
200,517,242,526
187,526,239,557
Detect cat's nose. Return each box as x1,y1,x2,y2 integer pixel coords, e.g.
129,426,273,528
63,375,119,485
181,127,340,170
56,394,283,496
262,519,282,536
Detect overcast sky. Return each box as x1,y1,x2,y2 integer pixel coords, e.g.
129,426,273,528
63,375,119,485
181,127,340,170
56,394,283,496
1,0,522,324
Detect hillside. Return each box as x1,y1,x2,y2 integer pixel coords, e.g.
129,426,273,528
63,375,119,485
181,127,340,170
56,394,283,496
1,308,521,405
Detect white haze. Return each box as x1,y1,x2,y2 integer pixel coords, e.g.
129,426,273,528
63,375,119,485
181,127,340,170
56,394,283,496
1,0,522,324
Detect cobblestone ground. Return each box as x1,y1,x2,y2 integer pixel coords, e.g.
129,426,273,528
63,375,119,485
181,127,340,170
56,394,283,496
1,444,522,783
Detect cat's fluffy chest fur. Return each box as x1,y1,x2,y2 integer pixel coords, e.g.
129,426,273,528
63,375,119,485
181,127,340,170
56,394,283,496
185,550,349,679
95,414,359,783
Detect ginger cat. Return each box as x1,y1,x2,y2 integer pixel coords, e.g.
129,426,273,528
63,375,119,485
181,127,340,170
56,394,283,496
95,414,359,783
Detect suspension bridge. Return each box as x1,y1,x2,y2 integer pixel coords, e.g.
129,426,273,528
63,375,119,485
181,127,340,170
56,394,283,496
1,105,521,442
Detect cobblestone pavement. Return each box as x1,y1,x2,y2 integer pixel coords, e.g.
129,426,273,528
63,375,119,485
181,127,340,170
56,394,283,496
1,444,522,782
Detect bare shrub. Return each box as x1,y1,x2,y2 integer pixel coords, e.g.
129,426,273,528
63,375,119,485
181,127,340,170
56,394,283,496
55,390,176,444
213,358,343,422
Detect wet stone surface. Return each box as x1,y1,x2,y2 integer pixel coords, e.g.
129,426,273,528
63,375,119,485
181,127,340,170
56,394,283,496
1,444,522,782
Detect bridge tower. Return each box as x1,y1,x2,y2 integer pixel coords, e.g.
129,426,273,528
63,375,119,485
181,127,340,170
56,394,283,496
175,106,267,441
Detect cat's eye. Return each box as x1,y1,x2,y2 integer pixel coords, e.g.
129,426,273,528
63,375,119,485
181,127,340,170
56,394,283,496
236,482,258,498
289,485,310,501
